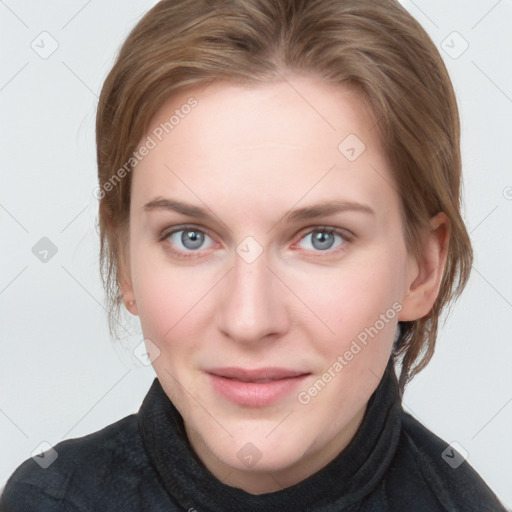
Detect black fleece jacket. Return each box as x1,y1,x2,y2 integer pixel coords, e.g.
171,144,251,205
0,361,507,511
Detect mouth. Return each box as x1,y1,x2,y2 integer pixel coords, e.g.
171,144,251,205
205,367,310,407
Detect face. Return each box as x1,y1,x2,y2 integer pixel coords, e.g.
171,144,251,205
121,74,436,493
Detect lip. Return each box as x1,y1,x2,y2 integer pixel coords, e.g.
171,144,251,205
206,367,310,407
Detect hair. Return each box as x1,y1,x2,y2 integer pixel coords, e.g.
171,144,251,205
96,0,473,391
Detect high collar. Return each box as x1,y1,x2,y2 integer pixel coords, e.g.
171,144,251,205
138,360,402,512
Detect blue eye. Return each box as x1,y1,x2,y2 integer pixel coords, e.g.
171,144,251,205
297,228,347,252
159,225,350,260
163,227,215,257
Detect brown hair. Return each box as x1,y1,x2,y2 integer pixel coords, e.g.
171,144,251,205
96,0,473,391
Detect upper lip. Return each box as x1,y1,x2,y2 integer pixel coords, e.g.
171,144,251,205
206,367,310,382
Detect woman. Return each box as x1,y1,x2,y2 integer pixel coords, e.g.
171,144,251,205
1,0,507,510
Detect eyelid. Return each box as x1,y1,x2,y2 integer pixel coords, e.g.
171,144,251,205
158,224,215,243
294,224,353,241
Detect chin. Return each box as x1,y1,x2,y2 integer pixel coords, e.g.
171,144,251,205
206,428,309,473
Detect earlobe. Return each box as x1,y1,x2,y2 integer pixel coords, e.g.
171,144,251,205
118,247,138,316
121,277,138,316
120,271,138,315
124,298,138,316
398,212,450,322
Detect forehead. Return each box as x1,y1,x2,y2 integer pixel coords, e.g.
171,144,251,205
146,76,377,153
131,75,398,223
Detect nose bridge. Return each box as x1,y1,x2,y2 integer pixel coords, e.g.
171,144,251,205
217,246,287,343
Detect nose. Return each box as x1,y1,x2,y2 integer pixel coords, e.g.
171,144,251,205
216,247,290,345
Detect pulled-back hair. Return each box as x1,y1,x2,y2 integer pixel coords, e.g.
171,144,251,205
96,0,473,390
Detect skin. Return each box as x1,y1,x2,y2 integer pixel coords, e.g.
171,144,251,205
120,73,449,494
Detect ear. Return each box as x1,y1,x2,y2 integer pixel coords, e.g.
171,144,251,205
398,212,450,321
118,235,139,317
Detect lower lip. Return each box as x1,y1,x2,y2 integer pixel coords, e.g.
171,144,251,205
207,373,309,407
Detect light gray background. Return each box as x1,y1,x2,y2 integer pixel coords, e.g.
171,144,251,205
1,0,511,507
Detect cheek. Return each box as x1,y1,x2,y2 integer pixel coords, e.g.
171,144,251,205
131,247,218,350
299,254,404,360
309,262,400,329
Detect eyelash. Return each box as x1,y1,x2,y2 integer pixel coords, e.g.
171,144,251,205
157,225,352,260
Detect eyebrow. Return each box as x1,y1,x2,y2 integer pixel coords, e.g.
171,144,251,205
142,197,375,223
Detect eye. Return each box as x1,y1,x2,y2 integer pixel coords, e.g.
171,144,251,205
160,226,216,258
295,227,349,253
159,225,351,260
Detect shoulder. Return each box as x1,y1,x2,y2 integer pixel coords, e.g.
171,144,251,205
387,411,507,511
0,414,162,511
